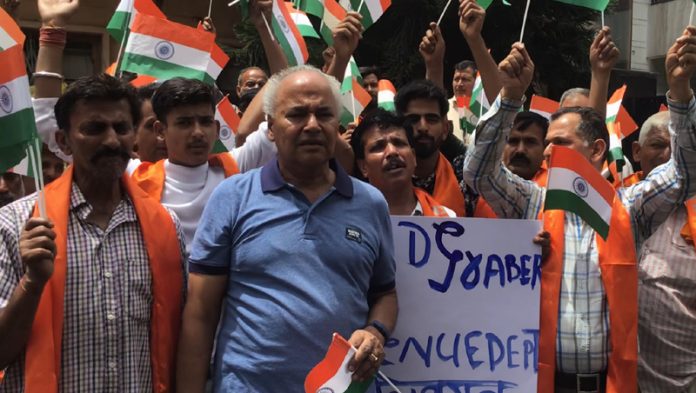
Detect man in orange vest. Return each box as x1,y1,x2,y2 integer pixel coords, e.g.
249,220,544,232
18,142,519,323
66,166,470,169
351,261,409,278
463,27,696,392
0,74,186,392
395,80,472,216
350,108,456,217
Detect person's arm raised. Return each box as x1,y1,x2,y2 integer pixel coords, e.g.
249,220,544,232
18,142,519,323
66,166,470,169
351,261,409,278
588,27,620,118
420,22,446,90
34,0,79,99
459,0,500,103
250,0,289,75
326,12,362,82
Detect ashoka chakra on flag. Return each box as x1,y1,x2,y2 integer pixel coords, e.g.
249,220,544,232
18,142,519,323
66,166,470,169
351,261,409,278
0,85,12,114
155,41,175,60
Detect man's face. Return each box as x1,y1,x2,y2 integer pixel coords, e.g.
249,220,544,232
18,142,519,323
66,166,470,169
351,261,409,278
503,123,545,180
268,71,339,168
403,98,448,159
452,67,475,98
544,113,602,167
41,148,64,184
362,74,379,100
633,126,670,176
560,93,590,108
237,69,268,98
158,103,219,167
358,126,416,192
0,172,24,207
135,99,167,163
57,99,135,183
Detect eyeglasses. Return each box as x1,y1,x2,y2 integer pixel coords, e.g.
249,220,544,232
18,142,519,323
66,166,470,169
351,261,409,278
404,113,443,125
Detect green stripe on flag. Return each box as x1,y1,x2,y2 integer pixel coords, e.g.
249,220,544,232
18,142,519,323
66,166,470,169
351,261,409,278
0,108,38,148
298,0,324,17
270,17,303,66
120,53,214,84
297,24,320,38
553,0,609,11
607,147,624,164
211,139,228,153
320,24,333,45
545,189,610,239
344,378,373,393
0,144,28,174
477,0,494,8
107,11,130,43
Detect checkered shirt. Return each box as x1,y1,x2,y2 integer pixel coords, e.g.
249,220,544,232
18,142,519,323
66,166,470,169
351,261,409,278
0,183,186,392
462,95,696,373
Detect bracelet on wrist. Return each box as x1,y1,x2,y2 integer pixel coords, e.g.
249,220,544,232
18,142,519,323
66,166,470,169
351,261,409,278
366,320,390,341
32,71,64,81
39,26,67,47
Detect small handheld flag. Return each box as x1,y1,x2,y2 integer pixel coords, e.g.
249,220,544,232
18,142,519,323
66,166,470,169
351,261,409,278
545,145,615,239
270,0,309,66
529,95,559,120
304,333,372,393
320,0,347,45
377,79,396,111
0,7,25,50
213,95,241,152
286,2,321,38
605,85,627,173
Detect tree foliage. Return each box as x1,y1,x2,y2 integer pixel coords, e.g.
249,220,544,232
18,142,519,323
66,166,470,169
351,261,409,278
229,0,600,100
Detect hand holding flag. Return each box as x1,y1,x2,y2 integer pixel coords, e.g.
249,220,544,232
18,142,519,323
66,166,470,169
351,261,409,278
332,11,363,61
666,26,696,102
458,0,486,42
499,42,534,102
38,0,79,29
419,22,445,66
304,333,377,393
590,26,620,75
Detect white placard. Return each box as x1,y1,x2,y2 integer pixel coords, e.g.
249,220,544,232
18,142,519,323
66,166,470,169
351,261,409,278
376,216,542,393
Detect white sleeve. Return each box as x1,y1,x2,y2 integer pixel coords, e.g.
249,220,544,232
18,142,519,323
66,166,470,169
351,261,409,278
32,98,71,163
126,158,142,176
230,121,277,173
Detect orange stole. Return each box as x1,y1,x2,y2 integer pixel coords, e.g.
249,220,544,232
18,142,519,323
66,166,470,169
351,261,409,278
431,153,465,216
473,166,547,218
680,197,696,244
24,166,183,393
131,153,240,200
538,198,638,393
414,187,452,217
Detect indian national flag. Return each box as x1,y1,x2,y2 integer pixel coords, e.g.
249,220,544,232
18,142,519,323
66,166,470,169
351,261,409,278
347,0,391,29
377,79,396,111
605,85,626,171
131,74,158,87
286,2,320,39
304,333,372,393
271,0,309,66
456,95,477,135
295,0,325,17
206,43,230,83
320,0,346,45
340,79,372,126
553,0,609,11
212,95,241,153
341,56,362,92
0,7,25,50
0,45,38,173
545,145,615,239
468,72,489,118
529,95,559,120
120,13,217,84
617,105,638,137
106,0,166,43
477,0,494,9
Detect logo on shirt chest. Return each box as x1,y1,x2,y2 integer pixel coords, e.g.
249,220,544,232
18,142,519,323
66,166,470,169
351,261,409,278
345,227,363,243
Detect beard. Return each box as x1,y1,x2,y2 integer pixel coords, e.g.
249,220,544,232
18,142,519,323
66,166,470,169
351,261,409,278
414,135,438,158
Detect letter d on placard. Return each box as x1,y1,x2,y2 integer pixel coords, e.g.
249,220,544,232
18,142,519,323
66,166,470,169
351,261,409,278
398,221,431,268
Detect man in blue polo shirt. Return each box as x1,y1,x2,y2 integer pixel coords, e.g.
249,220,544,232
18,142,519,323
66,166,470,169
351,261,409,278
176,65,398,392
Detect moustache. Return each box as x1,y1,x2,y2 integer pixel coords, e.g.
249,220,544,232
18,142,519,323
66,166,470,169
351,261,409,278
384,157,406,171
509,153,531,166
415,135,434,143
91,148,131,164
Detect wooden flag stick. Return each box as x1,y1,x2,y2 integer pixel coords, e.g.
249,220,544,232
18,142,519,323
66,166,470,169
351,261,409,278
377,370,403,393
437,0,453,25
519,0,531,42
208,0,214,18
261,12,276,42
601,10,605,27
358,0,365,13
227,0,241,7
690,2,695,26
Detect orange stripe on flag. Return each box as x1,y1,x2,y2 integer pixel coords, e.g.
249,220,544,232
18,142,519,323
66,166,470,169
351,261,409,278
530,95,559,114
353,80,372,108
0,8,25,46
549,145,615,205
211,44,229,68
130,74,157,87
304,333,352,393
0,45,27,84
456,95,470,109
325,0,347,20
276,0,309,61
377,79,396,94
217,96,240,131
105,62,117,76
608,84,626,105
130,13,214,53
379,0,392,10
617,105,638,138
659,103,668,112
135,0,166,19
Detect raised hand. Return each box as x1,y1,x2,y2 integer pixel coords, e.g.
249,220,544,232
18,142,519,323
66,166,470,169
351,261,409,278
249,0,272,28
19,218,56,292
38,0,79,28
419,22,445,65
458,0,485,41
333,12,363,61
590,26,620,75
666,26,696,102
499,42,534,102
200,16,216,35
